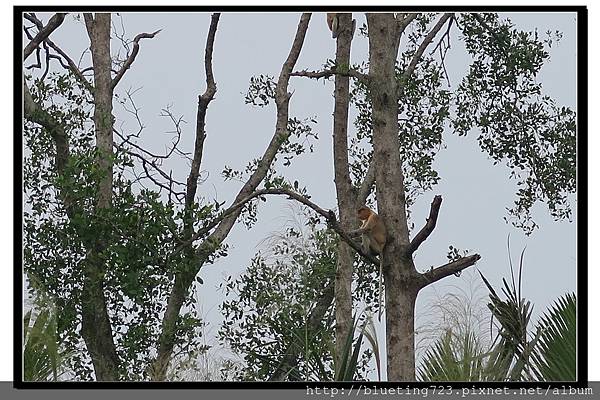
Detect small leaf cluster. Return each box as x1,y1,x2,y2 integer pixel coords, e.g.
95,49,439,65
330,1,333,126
244,74,276,107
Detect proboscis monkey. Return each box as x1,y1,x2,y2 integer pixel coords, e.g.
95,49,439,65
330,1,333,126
352,206,387,320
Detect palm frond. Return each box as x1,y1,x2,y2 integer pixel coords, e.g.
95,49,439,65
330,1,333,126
530,293,576,381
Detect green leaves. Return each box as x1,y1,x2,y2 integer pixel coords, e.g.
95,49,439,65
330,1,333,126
453,13,576,234
23,296,72,381
351,18,450,208
418,328,489,382
478,245,576,382
530,293,576,381
25,80,210,378
419,241,576,382
334,317,364,381
350,13,575,234
219,226,339,381
244,74,276,107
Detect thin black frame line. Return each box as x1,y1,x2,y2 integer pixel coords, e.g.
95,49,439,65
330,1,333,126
14,6,588,389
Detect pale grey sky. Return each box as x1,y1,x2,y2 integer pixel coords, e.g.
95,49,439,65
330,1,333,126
25,11,577,379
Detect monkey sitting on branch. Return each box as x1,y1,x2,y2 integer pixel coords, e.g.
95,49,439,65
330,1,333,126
350,206,387,320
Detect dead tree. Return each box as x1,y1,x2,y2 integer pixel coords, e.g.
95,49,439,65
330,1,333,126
149,13,313,380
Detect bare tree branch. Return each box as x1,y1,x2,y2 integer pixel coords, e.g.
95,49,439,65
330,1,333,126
173,188,380,267
389,13,420,59
152,16,221,377
397,13,418,32
114,90,187,161
45,39,94,91
152,13,318,381
185,13,219,210
403,13,453,81
111,29,162,89
156,13,313,377
418,254,482,288
357,162,376,205
290,67,368,83
83,12,94,29
23,13,66,60
406,195,442,255
24,13,93,91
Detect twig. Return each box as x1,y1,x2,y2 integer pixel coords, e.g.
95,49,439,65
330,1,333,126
114,141,186,191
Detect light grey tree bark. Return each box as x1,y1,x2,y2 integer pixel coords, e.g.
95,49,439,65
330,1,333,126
80,12,121,381
365,12,481,381
331,12,358,369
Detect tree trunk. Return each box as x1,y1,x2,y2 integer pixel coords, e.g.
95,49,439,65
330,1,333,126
331,12,358,369
366,13,418,381
81,12,120,381
151,14,220,382
365,12,481,381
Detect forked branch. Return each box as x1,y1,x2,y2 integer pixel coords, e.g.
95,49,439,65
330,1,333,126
24,13,93,91
152,13,313,381
23,12,66,60
403,13,454,81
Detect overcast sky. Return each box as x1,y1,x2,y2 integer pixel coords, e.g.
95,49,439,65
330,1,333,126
24,11,577,379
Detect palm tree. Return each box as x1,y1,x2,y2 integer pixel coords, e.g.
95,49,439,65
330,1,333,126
419,245,576,382
23,277,72,381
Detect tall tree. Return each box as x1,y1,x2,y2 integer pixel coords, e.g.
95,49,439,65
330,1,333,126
24,12,162,380
361,12,574,380
22,11,576,382
330,12,358,368
79,13,120,381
